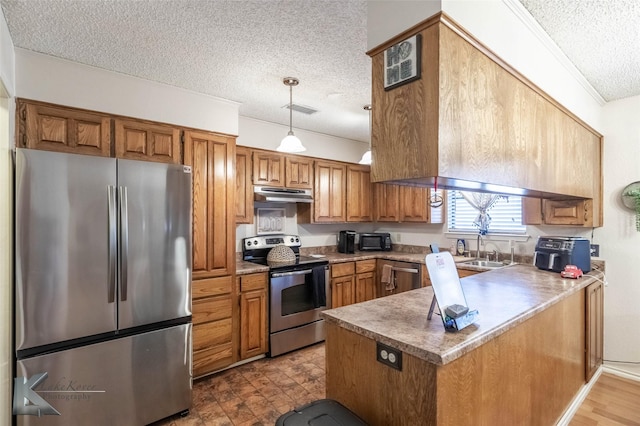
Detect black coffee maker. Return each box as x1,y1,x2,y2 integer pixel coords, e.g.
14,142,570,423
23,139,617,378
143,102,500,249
338,230,356,254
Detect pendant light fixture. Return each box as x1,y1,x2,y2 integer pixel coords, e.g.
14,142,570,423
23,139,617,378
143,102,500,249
276,77,306,153
359,104,372,165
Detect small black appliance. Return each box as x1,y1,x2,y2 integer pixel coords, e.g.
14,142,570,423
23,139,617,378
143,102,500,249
337,230,356,254
534,236,591,273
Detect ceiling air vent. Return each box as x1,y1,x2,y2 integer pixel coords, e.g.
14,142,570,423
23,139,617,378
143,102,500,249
283,103,318,115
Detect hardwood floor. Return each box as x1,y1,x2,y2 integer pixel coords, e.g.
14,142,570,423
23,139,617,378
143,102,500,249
570,373,640,426
154,344,639,426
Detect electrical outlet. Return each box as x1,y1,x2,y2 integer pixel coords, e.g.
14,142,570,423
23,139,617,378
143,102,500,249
590,244,600,257
395,233,401,243
376,342,402,371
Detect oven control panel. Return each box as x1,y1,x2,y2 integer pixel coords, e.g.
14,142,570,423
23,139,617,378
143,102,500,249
243,234,301,250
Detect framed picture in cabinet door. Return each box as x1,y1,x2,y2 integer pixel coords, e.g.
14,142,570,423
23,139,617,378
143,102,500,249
256,208,286,235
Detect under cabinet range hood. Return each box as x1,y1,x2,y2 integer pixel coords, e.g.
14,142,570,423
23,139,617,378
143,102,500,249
254,185,313,203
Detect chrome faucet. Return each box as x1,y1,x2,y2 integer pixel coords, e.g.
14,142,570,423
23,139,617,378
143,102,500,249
483,242,500,262
476,234,483,259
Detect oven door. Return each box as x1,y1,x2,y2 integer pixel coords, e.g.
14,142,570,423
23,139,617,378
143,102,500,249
270,265,330,333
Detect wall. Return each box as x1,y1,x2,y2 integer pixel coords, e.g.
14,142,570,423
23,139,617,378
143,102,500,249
367,0,442,50
15,49,239,135
599,95,640,376
0,8,14,423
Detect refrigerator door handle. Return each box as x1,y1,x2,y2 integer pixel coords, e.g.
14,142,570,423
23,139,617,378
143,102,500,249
119,186,129,301
108,185,117,303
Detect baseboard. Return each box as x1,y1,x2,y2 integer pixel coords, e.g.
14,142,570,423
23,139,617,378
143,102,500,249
556,366,603,426
603,365,640,382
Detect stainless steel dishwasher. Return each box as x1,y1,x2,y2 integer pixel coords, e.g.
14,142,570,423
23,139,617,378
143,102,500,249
377,260,422,296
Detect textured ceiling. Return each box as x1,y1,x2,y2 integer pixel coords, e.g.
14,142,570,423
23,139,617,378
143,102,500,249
0,0,638,144
519,0,640,102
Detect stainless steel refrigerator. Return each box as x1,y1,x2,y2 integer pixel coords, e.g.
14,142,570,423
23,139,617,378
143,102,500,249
14,148,193,425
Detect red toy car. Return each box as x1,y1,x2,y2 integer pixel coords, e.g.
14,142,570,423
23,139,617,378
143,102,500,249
560,265,583,279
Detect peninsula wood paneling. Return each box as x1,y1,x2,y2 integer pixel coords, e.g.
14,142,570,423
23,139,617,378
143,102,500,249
326,289,585,425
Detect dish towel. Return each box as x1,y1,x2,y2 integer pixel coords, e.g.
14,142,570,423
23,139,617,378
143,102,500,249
307,266,327,308
381,264,395,291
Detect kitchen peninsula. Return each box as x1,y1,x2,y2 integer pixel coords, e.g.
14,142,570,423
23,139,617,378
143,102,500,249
321,264,604,425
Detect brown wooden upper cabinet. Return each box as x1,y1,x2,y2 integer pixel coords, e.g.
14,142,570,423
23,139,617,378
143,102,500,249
368,14,603,227
235,147,254,224
17,99,182,164
252,149,313,189
346,165,373,222
285,155,313,189
17,99,111,157
375,183,443,224
252,151,284,187
310,160,346,223
522,197,593,227
114,119,181,164
183,130,236,279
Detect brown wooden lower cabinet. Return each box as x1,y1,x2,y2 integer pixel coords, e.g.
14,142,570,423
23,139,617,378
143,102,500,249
192,275,236,377
586,280,604,381
331,262,355,308
355,260,376,303
238,273,268,360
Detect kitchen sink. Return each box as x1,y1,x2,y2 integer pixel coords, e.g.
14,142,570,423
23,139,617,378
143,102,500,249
461,260,506,269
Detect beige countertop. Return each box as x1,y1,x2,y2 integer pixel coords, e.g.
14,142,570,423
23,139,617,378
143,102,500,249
320,263,604,366
235,250,492,275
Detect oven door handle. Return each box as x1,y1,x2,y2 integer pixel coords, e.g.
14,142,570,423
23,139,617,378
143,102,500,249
271,269,314,278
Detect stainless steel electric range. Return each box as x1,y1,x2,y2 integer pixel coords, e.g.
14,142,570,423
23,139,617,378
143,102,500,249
242,235,330,357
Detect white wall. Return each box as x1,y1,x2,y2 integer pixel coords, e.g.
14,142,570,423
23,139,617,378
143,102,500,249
15,49,239,135
599,95,640,375
237,116,368,163
367,0,442,50
0,8,13,424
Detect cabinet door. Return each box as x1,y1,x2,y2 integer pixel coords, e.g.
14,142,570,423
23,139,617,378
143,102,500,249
375,183,399,222
285,155,313,189
331,276,355,308
235,147,254,224
355,272,376,303
399,186,429,222
314,160,347,222
347,165,373,222
586,281,604,382
253,151,284,186
239,273,268,360
114,118,180,164
543,199,592,226
184,130,236,278
19,100,111,157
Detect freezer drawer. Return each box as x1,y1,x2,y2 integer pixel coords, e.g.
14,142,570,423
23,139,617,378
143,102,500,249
15,324,192,426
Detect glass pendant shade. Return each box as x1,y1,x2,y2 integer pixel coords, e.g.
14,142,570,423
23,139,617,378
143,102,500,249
277,132,306,153
278,77,306,153
358,150,372,165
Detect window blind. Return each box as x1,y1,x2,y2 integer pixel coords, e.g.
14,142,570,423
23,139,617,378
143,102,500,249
447,190,526,234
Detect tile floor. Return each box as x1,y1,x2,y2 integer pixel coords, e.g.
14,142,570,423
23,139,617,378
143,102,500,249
154,343,326,426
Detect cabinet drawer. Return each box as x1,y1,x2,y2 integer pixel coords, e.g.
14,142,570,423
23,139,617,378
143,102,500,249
193,343,233,378
356,259,376,274
192,295,232,325
192,276,233,299
332,262,355,278
193,318,232,351
240,273,268,292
